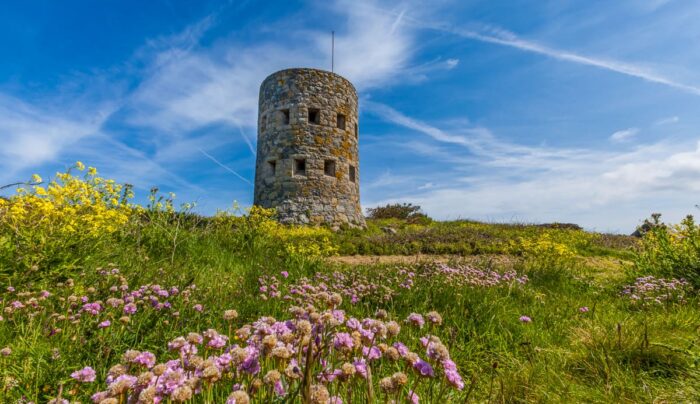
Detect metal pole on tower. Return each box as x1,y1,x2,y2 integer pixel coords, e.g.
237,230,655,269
331,31,335,73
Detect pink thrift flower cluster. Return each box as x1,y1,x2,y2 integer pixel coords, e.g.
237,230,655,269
1,267,200,335
71,366,97,383
78,306,464,403
256,264,527,310
258,269,415,306
417,263,529,288
621,276,691,306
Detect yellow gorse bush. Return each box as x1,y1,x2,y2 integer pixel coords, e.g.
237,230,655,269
213,205,337,261
514,232,576,270
0,163,135,274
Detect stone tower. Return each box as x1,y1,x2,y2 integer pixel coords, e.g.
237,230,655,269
253,68,366,228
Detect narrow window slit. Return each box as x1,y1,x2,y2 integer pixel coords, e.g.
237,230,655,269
294,158,306,176
324,160,336,177
308,108,320,125
336,113,346,130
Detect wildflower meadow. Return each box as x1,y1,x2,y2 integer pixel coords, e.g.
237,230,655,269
1,164,700,402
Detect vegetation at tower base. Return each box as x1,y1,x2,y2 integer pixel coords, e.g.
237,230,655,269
1,165,700,403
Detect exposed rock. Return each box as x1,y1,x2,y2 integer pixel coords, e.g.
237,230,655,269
381,227,398,235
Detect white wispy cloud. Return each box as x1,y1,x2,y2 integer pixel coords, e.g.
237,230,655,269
365,170,416,189
609,128,639,143
127,0,417,134
655,116,680,126
405,19,700,97
365,100,597,172
0,94,109,181
364,104,700,232
1,0,419,202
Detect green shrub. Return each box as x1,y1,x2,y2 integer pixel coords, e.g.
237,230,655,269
366,202,431,221
634,214,700,286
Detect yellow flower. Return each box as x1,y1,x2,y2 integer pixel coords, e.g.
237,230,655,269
31,174,42,183
75,161,85,171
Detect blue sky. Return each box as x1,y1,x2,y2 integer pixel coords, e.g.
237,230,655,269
1,0,699,233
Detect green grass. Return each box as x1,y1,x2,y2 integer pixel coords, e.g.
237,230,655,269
1,217,699,403
332,218,638,259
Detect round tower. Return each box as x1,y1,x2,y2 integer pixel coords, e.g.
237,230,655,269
254,68,366,228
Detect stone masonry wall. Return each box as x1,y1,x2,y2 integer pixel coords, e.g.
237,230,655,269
253,68,366,228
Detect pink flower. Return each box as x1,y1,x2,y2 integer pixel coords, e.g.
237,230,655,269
124,303,137,315
281,271,289,278
443,359,464,389
362,346,382,361
407,313,425,328
353,359,368,378
91,392,110,402
274,380,286,396
346,318,361,330
413,359,435,377
193,304,203,312
408,390,420,403
109,374,136,390
71,366,96,383
579,306,589,313
207,334,228,349
519,315,532,323
333,332,354,351
82,302,102,316
97,320,111,329
133,351,156,368
393,342,409,357
420,336,429,347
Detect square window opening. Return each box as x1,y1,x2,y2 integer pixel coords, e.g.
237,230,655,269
324,160,336,177
281,109,290,125
294,158,306,176
308,108,320,125
349,165,356,183
336,113,346,130
267,160,276,176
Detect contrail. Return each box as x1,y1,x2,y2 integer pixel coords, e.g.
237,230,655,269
364,2,700,97
237,125,256,156
198,148,253,185
443,25,700,96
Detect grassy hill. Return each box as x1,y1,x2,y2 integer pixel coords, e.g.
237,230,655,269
1,164,699,403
